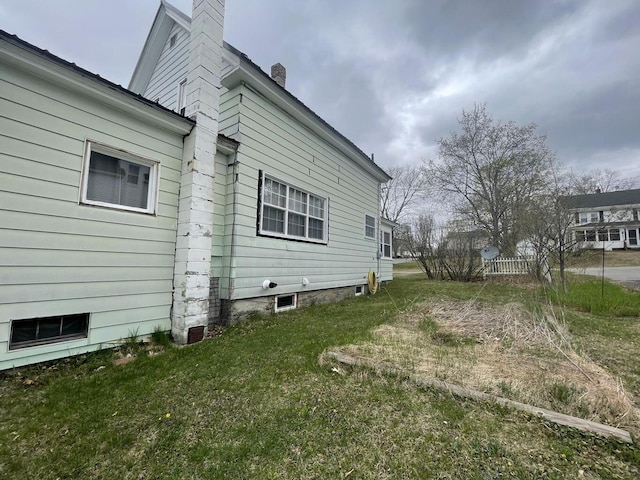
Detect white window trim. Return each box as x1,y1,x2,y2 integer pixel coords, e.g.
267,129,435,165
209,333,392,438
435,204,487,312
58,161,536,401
258,172,329,244
79,140,160,215
380,226,393,259
177,79,187,115
355,285,364,296
364,213,377,239
275,294,297,312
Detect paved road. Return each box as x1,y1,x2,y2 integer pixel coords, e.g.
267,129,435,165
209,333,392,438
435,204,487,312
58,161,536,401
576,266,640,291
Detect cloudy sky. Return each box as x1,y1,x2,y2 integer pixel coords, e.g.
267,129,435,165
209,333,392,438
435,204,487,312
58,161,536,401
2,0,639,181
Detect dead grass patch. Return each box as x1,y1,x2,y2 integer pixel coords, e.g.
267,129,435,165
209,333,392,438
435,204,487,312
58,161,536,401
333,298,640,437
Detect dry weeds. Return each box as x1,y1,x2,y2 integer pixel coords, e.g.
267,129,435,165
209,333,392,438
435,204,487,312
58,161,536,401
335,298,640,437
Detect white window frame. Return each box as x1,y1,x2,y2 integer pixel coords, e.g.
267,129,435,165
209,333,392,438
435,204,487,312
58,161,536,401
380,226,392,259
364,213,376,239
258,172,328,244
275,294,297,312
80,140,159,215
579,211,600,224
177,79,187,115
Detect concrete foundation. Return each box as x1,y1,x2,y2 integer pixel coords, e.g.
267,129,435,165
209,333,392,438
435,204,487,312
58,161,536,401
218,284,370,325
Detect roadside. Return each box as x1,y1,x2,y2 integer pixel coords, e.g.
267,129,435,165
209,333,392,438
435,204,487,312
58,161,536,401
570,266,640,291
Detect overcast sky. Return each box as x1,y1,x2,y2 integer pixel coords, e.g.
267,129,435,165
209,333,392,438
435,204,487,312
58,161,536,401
2,0,639,181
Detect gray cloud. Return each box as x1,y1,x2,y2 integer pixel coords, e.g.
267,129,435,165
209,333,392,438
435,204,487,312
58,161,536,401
2,0,639,176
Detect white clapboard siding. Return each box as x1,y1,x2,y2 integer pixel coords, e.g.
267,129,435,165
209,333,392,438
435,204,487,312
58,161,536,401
220,85,381,300
0,61,186,370
144,23,190,109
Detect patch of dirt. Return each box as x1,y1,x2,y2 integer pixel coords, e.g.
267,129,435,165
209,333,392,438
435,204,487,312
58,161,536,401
332,299,640,437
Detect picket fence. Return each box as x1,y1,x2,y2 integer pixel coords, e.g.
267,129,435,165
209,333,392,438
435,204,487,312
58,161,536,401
481,256,535,278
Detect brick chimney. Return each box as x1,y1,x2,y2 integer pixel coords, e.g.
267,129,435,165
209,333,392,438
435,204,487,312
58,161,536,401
171,0,225,345
271,63,286,88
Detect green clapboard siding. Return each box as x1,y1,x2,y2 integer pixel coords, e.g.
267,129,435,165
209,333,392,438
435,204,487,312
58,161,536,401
219,85,383,301
0,61,185,370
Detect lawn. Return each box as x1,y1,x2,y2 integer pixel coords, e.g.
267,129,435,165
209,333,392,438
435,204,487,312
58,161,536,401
1,275,639,479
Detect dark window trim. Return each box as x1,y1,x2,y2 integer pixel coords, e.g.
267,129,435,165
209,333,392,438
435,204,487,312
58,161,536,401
256,171,329,245
9,313,89,350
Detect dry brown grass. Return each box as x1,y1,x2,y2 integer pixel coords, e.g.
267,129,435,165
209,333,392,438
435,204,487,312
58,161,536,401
335,298,640,437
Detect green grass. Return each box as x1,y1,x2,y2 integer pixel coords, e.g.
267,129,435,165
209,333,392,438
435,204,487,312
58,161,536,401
548,276,640,317
1,276,639,479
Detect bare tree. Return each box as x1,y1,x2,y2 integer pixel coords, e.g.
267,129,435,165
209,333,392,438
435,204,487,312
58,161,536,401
426,104,555,256
568,168,639,194
380,164,427,255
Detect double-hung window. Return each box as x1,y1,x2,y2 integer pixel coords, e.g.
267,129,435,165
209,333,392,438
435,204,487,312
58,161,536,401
259,172,328,243
80,141,159,214
579,211,600,224
380,227,392,259
364,214,376,239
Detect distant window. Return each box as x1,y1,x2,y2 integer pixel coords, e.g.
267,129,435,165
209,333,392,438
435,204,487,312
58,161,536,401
380,228,392,259
585,230,596,241
258,172,328,243
169,33,177,48
10,313,89,350
634,209,639,221
275,294,297,312
355,285,364,296
579,212,600,224
364,214,376,239
597,229,608,242
80,141,158,214
575,231,586,242
177,79,187,115
609,229,621,241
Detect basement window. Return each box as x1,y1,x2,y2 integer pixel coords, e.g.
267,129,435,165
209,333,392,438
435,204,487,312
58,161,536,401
355,285,364,296
80,141,159,214
275,294,297,312
10,313,89,350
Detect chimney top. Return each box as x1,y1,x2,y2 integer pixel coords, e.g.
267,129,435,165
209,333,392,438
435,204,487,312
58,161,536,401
271,63,286,88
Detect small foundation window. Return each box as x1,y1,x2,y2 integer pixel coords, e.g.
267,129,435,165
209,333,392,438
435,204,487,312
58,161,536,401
355,285,364,296
10,313,89,350
275,294,297,312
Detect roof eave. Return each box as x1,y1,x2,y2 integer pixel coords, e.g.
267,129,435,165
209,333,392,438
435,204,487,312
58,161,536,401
1,31,194,135
222,59,391,183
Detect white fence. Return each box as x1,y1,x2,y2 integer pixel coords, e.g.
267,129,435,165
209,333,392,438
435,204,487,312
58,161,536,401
482,256,535,278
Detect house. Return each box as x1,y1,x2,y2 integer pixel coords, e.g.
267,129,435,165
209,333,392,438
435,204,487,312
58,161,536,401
0,0,391,370
568,188,640,250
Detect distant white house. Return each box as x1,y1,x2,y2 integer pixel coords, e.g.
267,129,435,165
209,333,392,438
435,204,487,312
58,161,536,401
0,0,392,370
567,188,640,250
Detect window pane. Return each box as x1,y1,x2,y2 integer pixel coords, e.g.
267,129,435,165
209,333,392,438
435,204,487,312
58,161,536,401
11,319,37,344
585,230,596,241
288,212,306,237
309,218,324,239
384,244,391,258
87,151,150,209
309,195,324,218
62,314,88,336
576,231,586,241
597,229,608,241
38,318,62,339
263,206,285,233
610,229,620,241
264,178,286,208
288,188,307,214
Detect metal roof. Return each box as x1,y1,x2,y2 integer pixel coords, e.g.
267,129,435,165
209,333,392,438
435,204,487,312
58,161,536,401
0,29,195,127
